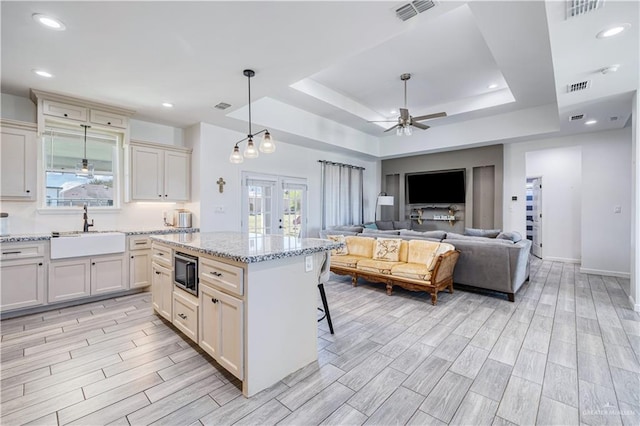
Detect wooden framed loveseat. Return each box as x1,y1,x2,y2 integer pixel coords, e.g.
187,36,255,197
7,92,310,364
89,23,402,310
327,236,460,305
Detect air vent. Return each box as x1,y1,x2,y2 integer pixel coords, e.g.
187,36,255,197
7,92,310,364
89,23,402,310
567,80,591,93
214,102,231,110
396,0,436,22
566,0,603,19
570,114,584,121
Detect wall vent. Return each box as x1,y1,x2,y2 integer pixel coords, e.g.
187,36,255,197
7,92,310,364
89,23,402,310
396,0,436,22
567,80,591,93
566,0,604,19
570,114,584,121
214,102,231,110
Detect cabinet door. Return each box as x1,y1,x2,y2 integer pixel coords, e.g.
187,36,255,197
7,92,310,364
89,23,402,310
42,100,88,122
0,258,46,311
90,109,128,129
164,150,190,201
173,290,198,342
199,283,244,380
1,127,36,200
131,146,163,200
129,249,151,289
91,255,127,295
49,259,91,303
152,262,172,321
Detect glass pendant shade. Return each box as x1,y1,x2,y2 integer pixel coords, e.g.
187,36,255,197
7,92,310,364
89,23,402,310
229,145,244,164
75,158,94,178
404,126,413,136
259,131,276,153
396,126,403,136
244,138,259,158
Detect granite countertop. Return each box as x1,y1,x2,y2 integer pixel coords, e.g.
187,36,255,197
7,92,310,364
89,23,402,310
0,228,199,243
150,231,342,264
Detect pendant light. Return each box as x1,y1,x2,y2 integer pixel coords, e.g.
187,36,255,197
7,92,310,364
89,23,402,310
229,69,276,164
75,124,94,178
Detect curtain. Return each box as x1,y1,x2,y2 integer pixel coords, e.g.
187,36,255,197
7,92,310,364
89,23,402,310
320,161,364,228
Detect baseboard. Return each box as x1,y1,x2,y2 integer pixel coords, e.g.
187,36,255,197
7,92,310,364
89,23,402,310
544,257,581,264
579,267,630,279
630,295,640,312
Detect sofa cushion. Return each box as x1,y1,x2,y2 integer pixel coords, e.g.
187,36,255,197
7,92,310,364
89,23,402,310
329,225,364,233
391,263,432,281
326,235,348,255
446,232,501,242
330,254,368,268
497,231,522,243
399,230,446,241
345,236,375,258
363,222,378,229
362,228,401,236
407,239,441,266
375,221,394,230
357,258,403,275
393,220,412,230
464,227,501,238
320,229,360,239
373,238,402,262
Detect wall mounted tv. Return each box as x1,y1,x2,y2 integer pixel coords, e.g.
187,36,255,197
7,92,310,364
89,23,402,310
406,170,466,204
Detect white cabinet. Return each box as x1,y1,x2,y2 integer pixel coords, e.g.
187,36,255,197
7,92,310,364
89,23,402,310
130,142,190,202
199,281,244,380
42,100,88,122
173,289,198,342
0,121,37,201
128,236,152,289
151,262,173,321
0,242,47,311
49,254,125,303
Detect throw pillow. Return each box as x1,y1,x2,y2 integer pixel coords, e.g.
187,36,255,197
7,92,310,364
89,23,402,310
373,238,402,262
363,222,378,229
327,235,348,256
464,227,501,238
497,231,522,242
375,221,394,230
393,220,412,230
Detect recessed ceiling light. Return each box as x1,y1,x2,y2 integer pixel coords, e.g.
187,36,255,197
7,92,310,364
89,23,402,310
585,119,597,125
162,102,174,108
487,83,498,89
32,13,66,31
32,69,53,78
390,110,397,114
596,23,630,39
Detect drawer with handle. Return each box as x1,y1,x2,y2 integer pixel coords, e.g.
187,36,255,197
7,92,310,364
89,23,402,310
151,243,172,267
1,242,46,260
129,236,151,251
172,290,198,342
200,257,244,297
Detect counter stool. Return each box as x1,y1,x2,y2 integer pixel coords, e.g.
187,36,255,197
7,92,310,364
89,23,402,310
318,252,334,334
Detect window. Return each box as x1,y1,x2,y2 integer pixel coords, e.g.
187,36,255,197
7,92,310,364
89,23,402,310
43,126,120,208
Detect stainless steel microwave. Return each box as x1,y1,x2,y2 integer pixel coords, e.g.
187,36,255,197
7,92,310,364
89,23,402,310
174,251,198,296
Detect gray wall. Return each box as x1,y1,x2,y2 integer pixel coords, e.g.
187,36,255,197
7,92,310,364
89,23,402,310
381,144,504,232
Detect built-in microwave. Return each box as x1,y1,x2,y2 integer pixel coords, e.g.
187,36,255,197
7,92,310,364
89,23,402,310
174,251,198,296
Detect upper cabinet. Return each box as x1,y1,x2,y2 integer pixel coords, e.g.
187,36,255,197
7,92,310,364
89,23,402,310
30,89,135,134
130,141,191,202
0,120,37,201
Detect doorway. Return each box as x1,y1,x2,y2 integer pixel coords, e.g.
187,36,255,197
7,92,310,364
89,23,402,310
241,172,308,237
526,177,542,258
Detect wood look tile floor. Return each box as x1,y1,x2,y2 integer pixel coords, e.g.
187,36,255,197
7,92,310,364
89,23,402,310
1,258,639,425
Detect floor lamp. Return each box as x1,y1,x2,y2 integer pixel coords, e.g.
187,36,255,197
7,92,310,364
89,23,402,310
375,193,394,222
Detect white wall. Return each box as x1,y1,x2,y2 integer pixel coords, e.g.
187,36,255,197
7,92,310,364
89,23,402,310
631,91,639,310
504,127,632,277
195,122,379,236
526,146,582,263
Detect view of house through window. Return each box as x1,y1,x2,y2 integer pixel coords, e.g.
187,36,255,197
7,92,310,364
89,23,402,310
43,127,119,208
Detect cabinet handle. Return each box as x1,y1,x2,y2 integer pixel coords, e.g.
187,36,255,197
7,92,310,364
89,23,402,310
92,262,96,265
178,313,187,320
165,194,168,197
211,298,218,304
131,256,134,259
38,262,43,266
64,113,68,117
2,251,21,255
135,241,146,245
26,190,31,193
157,253,164,256
158,194,162,197
155,271,161,275
107,122,112,125
210,271,223,277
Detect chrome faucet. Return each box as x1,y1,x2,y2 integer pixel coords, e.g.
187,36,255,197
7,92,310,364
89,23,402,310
83,204,94,232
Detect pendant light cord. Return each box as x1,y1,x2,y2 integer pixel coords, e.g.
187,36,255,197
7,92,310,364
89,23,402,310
81,124,91,158
247,73,252,137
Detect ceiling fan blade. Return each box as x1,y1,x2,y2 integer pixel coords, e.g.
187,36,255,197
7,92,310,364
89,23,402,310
400,108,409,120
367,120,397,123
384,124,400,133
411,121,430,130
412,112,447,121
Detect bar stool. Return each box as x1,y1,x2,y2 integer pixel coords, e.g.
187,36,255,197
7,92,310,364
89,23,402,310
317,252,334,334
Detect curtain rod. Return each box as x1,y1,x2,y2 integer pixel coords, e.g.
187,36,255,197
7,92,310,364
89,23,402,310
318,160,365,170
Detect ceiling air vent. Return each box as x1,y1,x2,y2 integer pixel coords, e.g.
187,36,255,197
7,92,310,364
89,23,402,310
396,0,436,22
566,0,604,19
567,80,591,93
214,102,231,110
570,114,584,121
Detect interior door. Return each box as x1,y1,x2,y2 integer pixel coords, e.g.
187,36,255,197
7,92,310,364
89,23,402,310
530,177,542,258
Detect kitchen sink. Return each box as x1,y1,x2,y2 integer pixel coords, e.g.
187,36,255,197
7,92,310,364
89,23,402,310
50,231,126,259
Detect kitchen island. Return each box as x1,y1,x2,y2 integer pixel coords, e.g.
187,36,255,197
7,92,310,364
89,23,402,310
149,232,341,397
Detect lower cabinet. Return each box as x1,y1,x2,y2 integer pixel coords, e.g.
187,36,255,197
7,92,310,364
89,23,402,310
151,262,173,321
199,281,244,380
49,254,126,303
1,257,46,311
173,290,198,342
130,249,152,289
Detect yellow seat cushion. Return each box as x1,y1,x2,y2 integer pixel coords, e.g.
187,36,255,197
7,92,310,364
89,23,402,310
357,258,403,275
391,263,432,281
330,254,368,269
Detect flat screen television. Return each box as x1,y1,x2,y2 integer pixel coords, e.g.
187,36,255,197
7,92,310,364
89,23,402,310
406,170,466,204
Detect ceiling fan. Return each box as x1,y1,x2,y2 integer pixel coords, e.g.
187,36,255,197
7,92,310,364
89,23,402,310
370,73,447,135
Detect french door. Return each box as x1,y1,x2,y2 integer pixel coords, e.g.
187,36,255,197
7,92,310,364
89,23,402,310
241,173,307,237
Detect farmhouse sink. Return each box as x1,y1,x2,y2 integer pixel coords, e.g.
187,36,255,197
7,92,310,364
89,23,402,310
50,232,126,259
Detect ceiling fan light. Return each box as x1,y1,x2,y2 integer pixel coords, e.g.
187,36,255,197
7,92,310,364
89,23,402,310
244,138,259,158
396,126,403,136
229,145,244,163
404,126,413,136
259,131,276,153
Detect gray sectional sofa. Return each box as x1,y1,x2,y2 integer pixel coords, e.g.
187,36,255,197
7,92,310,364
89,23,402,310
319,223,531,302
